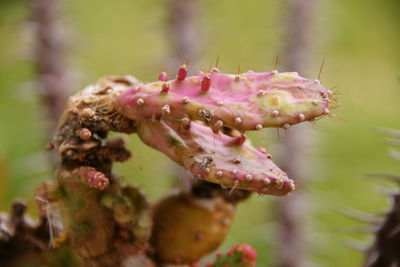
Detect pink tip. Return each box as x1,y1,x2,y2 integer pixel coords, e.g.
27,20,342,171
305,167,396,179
158,71,168,81
201,74,211,92
177,64,187,81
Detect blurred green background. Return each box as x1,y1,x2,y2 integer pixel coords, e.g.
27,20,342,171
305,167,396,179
0,0,399,266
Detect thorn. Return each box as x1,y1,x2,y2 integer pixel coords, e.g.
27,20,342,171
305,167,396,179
315,79,321,84
136,98,144,106
318,57,325,80
215,56,220,68
161,82,169,93
297,113,305,121
212,67,219,73
272,110,279,117
298,84,305,89
182,96,190,104
75,128,92,141
245,174,252,181
256,124,263,130
282,123,290,130
323,108,330,115
216,171,223,178
235,64,241,81
234,117,242,125
271,69,278,75
162,105,171,114
177,64,187,81
201,74,211,92
158,71,168,81
229,180,240,195
274,53,279,71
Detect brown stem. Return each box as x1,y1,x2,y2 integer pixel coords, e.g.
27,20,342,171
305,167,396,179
275,0,318,267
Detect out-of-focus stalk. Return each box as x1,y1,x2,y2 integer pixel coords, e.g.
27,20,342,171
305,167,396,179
275,0,318,267
167,0,200,68
30,0,69,136
167,0,201,191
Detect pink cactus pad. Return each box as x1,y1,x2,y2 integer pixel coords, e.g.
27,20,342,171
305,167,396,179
137,119,295,196
117,70,331,131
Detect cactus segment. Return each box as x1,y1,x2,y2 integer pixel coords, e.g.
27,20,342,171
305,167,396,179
117,71,331,131
151,192,235,264
137,119,294,196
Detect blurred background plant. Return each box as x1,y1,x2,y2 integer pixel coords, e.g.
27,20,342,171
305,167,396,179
0,0,399,266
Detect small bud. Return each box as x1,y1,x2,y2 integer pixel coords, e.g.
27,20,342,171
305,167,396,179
76,128,92,141
216,171,223,178
162,105,171,114
297,113,305,121
136,98,144,106
282,123,290,130
271,70,278,75
323,107,330,115
177,64,187,81
158,71,168,81
275,178,284,189
271,110,279,116
216,100,224,106
181,117,190,130
255,124,263,130
314,79,321,84
182,96,190,104
245,174,252,181
266,153,272,159
298,84,305,89
289,182,296,191
234,117,242,125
